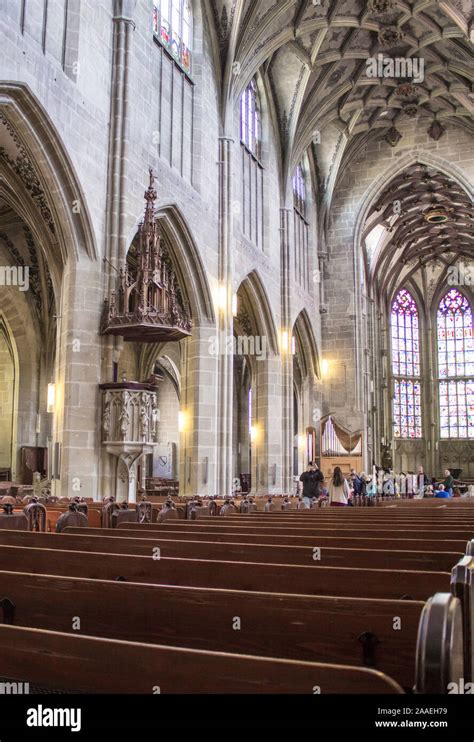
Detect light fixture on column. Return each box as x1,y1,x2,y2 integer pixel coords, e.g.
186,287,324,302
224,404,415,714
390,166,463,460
250,424,259,443
178,410,186,433
298,434,306,449
47,383,56,414
321,359,329,377
281,330,289,353
218,283,228,312
232,293,238,317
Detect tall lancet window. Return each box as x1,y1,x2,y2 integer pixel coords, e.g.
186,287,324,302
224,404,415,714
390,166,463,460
240,79,261,158
240,78,264,248
292,163,309,290
437,289,473,439
391,289,422,438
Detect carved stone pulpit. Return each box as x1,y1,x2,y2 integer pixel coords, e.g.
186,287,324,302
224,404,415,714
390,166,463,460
100,381,158,502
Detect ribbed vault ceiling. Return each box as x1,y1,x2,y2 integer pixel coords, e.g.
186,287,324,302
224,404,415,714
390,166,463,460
363,162,473,297
209,0,473,191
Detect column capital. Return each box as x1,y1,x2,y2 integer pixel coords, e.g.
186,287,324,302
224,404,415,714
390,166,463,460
113,0,137,26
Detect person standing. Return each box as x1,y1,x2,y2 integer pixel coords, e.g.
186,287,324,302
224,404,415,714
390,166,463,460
328,466,350,506
264,496,275,512
299,462,324,507
437,469,454,497
350,470,364,497
417,466,430,496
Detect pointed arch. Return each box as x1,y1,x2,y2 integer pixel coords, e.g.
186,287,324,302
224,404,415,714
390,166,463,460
128,201,216,326
390,287,423,440
436,288,473,440
0,83,98,265
0,311,20,479
292,309,319,379
354,150,473,295
235,269,279,355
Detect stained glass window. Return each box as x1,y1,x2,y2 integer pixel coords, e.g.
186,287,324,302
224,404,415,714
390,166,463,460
391,289,422,438
153,1,192,74
393,380,422,439
437,289,473,439
240,79,261,158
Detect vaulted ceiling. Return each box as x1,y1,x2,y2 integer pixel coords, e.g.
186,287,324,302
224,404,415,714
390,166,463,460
208,0,473,195
206,0,473,288
362,162,473,299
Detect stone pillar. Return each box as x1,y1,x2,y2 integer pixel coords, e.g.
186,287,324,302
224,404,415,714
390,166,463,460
179,324,218,497
103,1,136,381
215,136,234,497
280,207,293,494
254,353,282,494
53,257,102,500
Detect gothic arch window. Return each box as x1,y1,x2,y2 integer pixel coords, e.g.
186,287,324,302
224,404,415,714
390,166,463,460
292,163,309,290
240,79,264,248
153,0,192,74
240,79,261,158
391,289,422,439
437,289,473,439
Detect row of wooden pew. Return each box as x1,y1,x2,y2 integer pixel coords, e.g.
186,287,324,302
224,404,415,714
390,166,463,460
0,501,472,693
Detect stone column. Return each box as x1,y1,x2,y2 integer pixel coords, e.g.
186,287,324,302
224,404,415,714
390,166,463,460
179,324,218,497
254,353,282,493
53,257,102,499
103,0,136,380
280,207,293,494
215,136,234,497
100,1,136,498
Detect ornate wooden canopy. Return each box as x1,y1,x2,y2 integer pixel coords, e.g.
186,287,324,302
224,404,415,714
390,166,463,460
101,170,192,343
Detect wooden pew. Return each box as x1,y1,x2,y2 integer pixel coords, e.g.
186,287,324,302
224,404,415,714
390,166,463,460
0,624,403,694
118,521,474,541
64,525,469,554
237,508,474,525
45,507,102,532
0,543,449,601
0,569,426,690
0,530,461,572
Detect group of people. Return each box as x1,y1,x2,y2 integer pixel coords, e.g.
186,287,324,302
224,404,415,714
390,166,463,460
298,463,462,506
299,462,351,506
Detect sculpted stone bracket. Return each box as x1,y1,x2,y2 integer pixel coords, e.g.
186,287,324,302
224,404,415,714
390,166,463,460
100,382,158,502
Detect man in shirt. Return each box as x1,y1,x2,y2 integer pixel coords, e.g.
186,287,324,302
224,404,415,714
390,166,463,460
299,462,324,507
437,469,454,496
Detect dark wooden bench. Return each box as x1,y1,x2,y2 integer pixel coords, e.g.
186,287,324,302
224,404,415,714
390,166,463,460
241,507,474,525
0,542,450,601
118,520,474,541
0,530,461,572
0,569,428,690
0,624,404,693
65,525,468,554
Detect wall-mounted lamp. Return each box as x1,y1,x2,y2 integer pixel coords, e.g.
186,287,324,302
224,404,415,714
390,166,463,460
250,425,259,443
298,434,306,450
47,383,56,414
321,359,329,377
